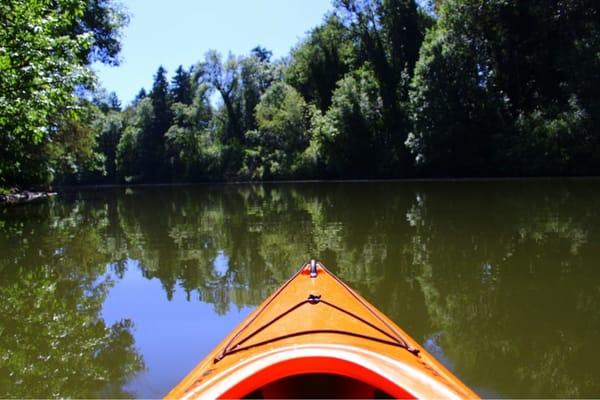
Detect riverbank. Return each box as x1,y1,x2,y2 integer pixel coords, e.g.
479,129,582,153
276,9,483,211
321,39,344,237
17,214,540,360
55,175,600,189
0,189,57,204
8,176,600,202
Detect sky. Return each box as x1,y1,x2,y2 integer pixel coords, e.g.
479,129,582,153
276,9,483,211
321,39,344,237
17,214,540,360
93,0,334,106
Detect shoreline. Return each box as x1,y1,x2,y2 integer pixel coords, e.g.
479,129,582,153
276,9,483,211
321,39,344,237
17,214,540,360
0,190,57,205
4,175,600,201
56,175,600,190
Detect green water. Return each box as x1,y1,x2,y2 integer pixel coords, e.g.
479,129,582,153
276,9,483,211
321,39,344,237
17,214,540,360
1,181,599,398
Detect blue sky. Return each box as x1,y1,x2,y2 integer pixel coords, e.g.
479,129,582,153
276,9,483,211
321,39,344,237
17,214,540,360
93,0,334,105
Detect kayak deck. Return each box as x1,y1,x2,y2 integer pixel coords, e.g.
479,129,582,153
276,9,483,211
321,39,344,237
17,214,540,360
166,261,478,399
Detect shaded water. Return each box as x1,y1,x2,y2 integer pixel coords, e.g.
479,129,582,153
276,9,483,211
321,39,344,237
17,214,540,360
1,181,600,398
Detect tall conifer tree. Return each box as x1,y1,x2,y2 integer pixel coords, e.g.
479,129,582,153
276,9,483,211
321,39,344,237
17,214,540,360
137,66,172,180
171,65,193,105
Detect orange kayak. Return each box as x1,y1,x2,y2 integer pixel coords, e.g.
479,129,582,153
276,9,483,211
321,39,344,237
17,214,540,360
166,260,478,399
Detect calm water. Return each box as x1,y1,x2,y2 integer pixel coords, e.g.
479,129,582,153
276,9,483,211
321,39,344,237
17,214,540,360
1,181,600,398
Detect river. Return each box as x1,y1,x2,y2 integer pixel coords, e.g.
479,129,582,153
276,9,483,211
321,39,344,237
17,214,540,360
1,180,599,398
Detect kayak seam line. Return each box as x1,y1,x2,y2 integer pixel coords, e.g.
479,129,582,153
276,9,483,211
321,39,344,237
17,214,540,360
217,329,410,358
216,261,420,364
219,297,413,362
319,299,414,350
214,263,305,362
318,262,418,355
225,299,311,352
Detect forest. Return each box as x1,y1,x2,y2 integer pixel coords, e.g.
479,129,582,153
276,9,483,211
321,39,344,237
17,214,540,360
1,0,599,189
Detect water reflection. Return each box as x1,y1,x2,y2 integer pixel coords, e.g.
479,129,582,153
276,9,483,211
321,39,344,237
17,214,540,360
0,201,144,398
1,180,599,397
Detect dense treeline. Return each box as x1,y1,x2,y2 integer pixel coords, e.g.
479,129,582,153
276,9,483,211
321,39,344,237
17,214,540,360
2,0,600,188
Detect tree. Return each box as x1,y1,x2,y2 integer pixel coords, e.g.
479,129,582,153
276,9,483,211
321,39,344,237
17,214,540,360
198,48,283,178
319,69,386,177
107,92,122,111
133,88,147,105
150,66,172,136
97,110,124,180
286,14,353,111
202,51,243,144
44,104,105,184
406,26,507,176
92,88,121,112
251,46,272,63
165,83,217,180
115,126,139,180
407,0,600,176
171,65,193,105
136,66,172,180
334,0,429,170
0,0,127,188
116,98,153,180
240,48,280,132
73,0,129,65
241,82,309,179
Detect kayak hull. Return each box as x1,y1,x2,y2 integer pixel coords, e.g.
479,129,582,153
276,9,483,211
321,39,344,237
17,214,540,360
166,261,478,399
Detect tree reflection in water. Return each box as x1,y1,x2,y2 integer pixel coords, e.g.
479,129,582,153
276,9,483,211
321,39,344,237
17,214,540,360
1,180,600,397
0,201,144,398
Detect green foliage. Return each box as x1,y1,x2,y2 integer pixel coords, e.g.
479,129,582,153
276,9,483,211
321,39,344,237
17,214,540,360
286,14,353,111
45,105,105,184
294,105,338,177
241,83,309,179
202,51,243,144
511,97,597,175
199,49,284,177
75,0,129,65
408,0,600,176
141,66,172,180
116,98,153,181
407,25,507,175
165,84,219,180
171,65,193,105
115,127,138,181
318,69,388,177
96,110,124,180
334,0,428,168
5,0,600,187
240,50,281,132
0,0,127,188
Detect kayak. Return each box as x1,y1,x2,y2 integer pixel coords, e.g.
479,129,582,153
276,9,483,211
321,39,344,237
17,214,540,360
166,260,478,399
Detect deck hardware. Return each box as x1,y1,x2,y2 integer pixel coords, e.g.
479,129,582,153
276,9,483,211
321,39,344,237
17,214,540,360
308,293,321,304
309,259,318,278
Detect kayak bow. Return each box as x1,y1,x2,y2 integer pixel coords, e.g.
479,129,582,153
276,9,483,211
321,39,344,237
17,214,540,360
166,260,478,399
